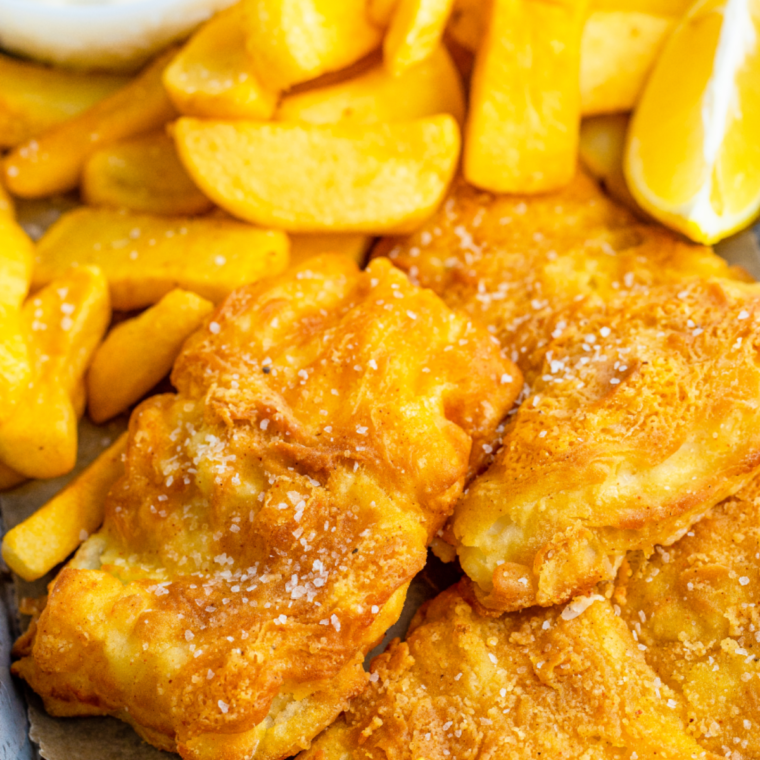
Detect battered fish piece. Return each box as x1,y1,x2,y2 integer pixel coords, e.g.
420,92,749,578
614,476,760,758
300,585,717,760
12,255,520,760
378,174,760,612
378,172,741,381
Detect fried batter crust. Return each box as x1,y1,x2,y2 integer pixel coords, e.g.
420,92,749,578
615,476,760,758
378,174,760,611
13,255,520,760
300,585,719,760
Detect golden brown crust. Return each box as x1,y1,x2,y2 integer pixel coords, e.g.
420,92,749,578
13,255,520,760
615,476,760,757
300,584,721,760
379,173,760,611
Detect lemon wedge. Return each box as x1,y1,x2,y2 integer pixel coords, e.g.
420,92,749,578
625,0,760,243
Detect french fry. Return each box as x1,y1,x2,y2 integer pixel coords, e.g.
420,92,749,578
81,133,214,216
242,0,384,89
163,4,279,120
0,181,35,425
590,0,691,13
384,0,456,76
0,52,129,150
34,208,290,310
1,432,128,581
464,0,589,193
580,11,674,115
289,233,372,267
276,46,465,124
2,48,178,198
174,115,460,233
0,266,111,479
579,113,641,209
447,0,484,51
87,289,214,423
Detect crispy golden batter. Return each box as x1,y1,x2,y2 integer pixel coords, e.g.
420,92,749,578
614,476,760,758
12,255,520,760
301,585,718,760
378,173,760,612
377,172,742,381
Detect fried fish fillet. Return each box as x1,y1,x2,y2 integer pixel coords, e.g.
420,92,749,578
614,476,760,758
12,255,520,760
300,584,718,760
377,173,760,612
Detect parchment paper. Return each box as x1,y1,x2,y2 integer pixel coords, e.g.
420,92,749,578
1,223,759,760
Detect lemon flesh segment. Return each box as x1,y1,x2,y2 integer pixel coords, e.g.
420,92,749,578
625,0,760,243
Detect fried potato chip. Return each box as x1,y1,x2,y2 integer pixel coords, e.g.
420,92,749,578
88,289,214,423
0,266,110,479
242,0,384,89
276,46,464,124
289,233,371,267
2,433,128,581
82,133,213,216
464,0,589,193
384,0,455,76
34,208,289,310
581,11,674,115
163,4,278,120
0,183,35,425
0,52,128,149
3,48,177,198
174,115,460,233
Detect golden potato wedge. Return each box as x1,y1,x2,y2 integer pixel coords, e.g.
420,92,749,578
384,0,455,76
464,0,588,193
289,233,371,267
0,191,35,425
87,289,214,423
580,11,674,115
0,52,128,150
34,208,289,310
0,266,111,479
163,4,278,119
276,46,464,124
3,48,177,198
368,0,399,24
174,115,460,233
242,0,384,89
1,432,127,581
579,113,641,210
82,132,213,216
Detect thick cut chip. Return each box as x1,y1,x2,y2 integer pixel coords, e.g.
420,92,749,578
0,266,110,479
289,233,371,267
378,173,760,611
174,115,460,233
82,133,213,216
163,4,278,120
11,256,520,760
301,586,717,760
3,48,177,198
33,207,289,310
242,0,383,89
614,476,760,757
2,433,128,581
0,52,128,149
88,289,215,423
0,184,35,424
276,47,465,125
464,0,589,193
581,11,675,115
383,0,455,76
